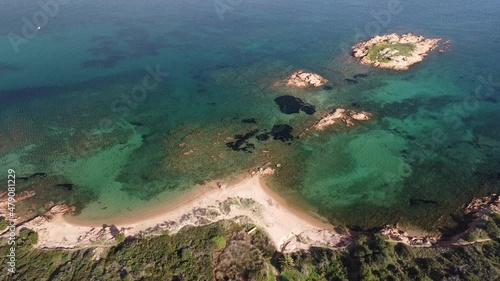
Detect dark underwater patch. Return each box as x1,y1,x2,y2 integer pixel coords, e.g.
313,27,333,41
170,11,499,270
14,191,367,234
409,198,439,206
270,125,294,142
353,73,368,79
17,173,48,181
242,118,257,124
226,129,259,153
256,133,270,141
345,78,358,84
82,55,126,68
128,121,144,127
274,95,316,115
56,183,75,191
0,62,19,76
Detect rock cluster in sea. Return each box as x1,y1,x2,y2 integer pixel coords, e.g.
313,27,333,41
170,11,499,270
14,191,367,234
352,33,441,70
285,70,328,87
465,193,500,216
312,108,372,131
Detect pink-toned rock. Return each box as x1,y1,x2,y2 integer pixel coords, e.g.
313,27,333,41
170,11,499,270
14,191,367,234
285,70,328,88
352,33,441,70
313,109,372,130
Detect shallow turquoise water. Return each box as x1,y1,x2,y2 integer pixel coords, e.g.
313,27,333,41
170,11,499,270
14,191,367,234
0,0,499,229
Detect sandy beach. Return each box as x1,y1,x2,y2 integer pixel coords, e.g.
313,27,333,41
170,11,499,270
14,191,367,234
11,175,347,252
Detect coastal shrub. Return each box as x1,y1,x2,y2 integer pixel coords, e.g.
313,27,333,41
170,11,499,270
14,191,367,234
210,234,227,249
367,42,415,62
2,220,500,281
394,243,415,259
115,233,126,243
18,228,38,246
0,217,7,230
483,219,500,238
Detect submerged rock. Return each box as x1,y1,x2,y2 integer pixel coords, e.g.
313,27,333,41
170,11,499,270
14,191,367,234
285,70,328,88
18,173,48,181
409,198,439,206
241,118,257,124
274,95,316,115
353,73,368,79
55,184,75,191
226,129,259,153
352,33,441,70
270,125,294,142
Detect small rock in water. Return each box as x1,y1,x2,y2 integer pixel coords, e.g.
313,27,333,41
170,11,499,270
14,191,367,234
242,118,257,124
285,70,328,88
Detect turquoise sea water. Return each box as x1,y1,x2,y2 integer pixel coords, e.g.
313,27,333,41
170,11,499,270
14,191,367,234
1,0,499,230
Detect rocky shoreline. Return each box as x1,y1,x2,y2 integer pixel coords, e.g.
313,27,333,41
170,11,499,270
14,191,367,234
2,173,498,252
352,33,441,70
380,193,500,247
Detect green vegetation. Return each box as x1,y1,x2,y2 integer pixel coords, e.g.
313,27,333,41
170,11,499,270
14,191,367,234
0,217,7,231
0,221,275,281
1,215,499,280
114,233,125,243
18,228,38,247
278,234,500,281
210,234,227,249
367,43,416,62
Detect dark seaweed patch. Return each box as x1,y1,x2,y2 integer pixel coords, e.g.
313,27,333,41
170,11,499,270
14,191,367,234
345,78,358,84
81,55,126,68
409,198,439,206
242,118,257,124
128,121,144,127
353,73,368,79
18,173,48,181
56,183,74,191
256,133,270,141
270,125,294,142
323,85,333,91
226,129,259,153
485,97,497,103
301,104,316,115
0,62,19,76
274,95,316,115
